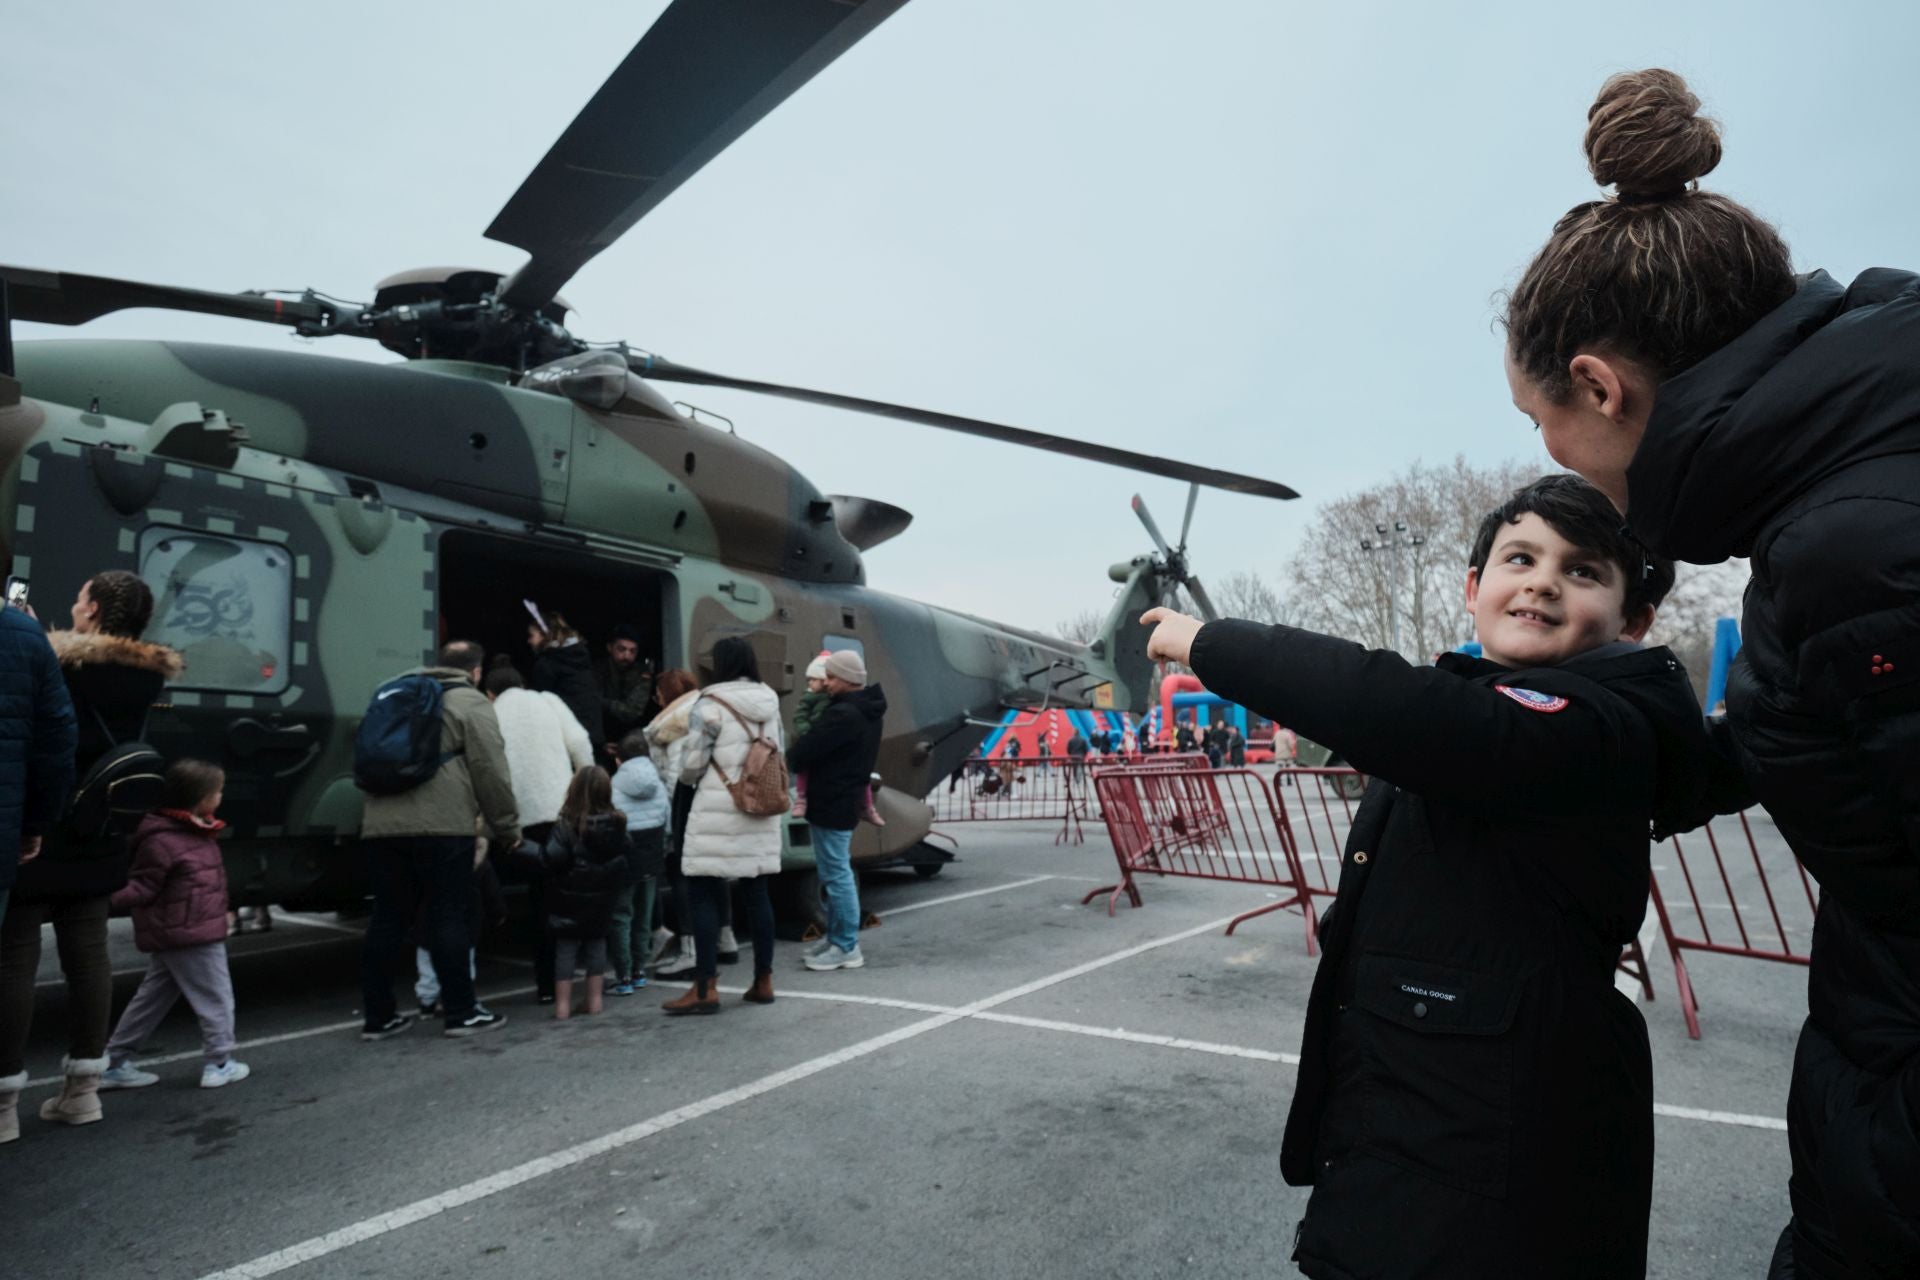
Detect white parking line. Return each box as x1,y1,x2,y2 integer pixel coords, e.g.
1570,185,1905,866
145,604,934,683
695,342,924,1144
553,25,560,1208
756,987,1295,1062
21,985,540,1089
876,875,1056,916
275,912,367,936
35,936,351,989
195,915,1241,1280
1653,1104,1787,1132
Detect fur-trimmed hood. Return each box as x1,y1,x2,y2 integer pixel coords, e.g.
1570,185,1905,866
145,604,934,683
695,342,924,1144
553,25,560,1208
45,630,185,679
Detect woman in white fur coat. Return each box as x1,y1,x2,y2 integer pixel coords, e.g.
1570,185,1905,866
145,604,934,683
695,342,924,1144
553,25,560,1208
482,662,592,1004
661,638,782,1015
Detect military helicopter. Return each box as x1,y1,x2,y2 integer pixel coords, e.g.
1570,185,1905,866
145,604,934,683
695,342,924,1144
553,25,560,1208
0,0,1293,910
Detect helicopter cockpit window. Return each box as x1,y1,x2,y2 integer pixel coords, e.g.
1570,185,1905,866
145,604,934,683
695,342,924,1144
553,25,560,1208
139,529,292,695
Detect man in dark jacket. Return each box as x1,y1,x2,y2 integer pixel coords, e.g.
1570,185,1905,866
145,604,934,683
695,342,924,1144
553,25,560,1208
1143,475,1711,1279
787,648,886,973
1622,268,1920,1280
594,624,653,750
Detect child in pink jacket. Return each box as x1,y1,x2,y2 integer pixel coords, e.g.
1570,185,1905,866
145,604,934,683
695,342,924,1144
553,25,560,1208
100,760,250,1091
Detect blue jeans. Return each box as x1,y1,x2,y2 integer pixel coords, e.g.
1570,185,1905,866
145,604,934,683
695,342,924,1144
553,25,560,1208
812,824,860,953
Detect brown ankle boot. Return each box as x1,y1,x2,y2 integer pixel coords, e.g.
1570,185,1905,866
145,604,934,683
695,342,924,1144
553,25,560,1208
742,972,775,1005
661,978,719,1016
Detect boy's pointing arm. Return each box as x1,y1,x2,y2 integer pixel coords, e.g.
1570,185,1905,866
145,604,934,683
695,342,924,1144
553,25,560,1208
1187,618,1645,815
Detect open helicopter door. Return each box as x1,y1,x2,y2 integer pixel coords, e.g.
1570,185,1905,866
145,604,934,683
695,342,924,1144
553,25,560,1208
8,431,438,898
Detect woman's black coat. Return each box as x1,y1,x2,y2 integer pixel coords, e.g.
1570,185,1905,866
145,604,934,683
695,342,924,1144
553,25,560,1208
13,630,180,902
528,813,628,940
532,642,605,753
1191,621,1711,1280
1626,268,1920,1280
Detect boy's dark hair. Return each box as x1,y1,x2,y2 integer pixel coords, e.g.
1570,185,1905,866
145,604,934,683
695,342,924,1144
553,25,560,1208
162,758,225,811
705,635,762,686
617,730,650,762
439,639,485,672
1469,474,1676,616
482,664,524,696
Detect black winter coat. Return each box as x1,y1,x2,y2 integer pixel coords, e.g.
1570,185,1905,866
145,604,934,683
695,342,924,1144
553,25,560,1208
1192,621,1713,1280
14,630,180,902
786,684,887,831
1626,268,1920,1279
528,813,628,940
0,608,77,893
532,642,605,753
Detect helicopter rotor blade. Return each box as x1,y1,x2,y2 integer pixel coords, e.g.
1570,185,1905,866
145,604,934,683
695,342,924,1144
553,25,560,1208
1178,481,1200,550
1130,494,1177,560
0,265,330,330
637,355,1298,500
488,0,909,312
1183,574,1221,623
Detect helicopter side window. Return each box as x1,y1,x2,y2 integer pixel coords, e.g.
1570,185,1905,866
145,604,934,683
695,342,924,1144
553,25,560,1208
820,634,864,661
138,529,293,695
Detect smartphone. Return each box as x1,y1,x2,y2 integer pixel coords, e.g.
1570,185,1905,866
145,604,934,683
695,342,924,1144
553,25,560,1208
4,575,26,610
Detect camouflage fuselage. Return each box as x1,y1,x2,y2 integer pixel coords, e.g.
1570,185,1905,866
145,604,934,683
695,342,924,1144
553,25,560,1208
1,340,1158,905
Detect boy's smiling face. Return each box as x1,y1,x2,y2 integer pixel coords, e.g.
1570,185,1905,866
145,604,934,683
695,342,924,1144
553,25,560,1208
1466,512,1653,668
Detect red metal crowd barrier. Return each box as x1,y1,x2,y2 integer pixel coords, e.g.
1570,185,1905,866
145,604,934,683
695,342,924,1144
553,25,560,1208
1269,767,1367,906
929,752,1214,845
1084,767,1319,950
930,756,1090,844
1648,810,1818,1039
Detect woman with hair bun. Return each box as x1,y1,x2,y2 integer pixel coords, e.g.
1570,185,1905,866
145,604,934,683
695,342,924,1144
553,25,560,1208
0,570,184,1131
1504,69,1920,1280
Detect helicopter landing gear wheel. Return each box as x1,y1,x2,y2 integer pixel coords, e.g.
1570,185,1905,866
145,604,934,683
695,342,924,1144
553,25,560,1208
914,863,944,880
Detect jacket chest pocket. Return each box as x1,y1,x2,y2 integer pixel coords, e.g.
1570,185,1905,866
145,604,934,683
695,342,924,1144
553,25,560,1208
1351,952,1520,1199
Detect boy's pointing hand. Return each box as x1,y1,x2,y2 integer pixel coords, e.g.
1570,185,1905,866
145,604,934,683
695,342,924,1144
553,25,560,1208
1141,607,1204,666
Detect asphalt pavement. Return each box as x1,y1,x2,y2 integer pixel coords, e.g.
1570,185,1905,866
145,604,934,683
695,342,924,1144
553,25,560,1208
8,816,1799,1279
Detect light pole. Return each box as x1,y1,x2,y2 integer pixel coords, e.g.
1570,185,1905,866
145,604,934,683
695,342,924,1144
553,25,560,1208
1359,520,1426,653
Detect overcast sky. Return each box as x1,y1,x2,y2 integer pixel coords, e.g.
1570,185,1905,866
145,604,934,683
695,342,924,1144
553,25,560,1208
8,2,1920,636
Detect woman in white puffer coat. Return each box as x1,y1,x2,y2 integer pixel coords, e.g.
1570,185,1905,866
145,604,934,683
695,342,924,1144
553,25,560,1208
661,638,782,1015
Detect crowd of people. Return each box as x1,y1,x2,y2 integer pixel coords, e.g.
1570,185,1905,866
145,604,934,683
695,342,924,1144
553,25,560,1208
0,590,889,1138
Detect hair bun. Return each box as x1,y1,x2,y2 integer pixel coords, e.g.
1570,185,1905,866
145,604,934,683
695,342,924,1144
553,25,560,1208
1584,68,1721,200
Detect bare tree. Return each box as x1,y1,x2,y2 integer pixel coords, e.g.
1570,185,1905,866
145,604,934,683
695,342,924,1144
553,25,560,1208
1648,559,1748,699
1049,607,1106,645
1286,456,1540,658
1209,569,1290,625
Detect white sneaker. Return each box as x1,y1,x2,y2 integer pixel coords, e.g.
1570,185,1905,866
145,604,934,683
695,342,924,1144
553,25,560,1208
200,1060,251,1089
716,926,740,963
100,1062,160,1090
649,928,676,966
803,944,865,972
655,940,697,979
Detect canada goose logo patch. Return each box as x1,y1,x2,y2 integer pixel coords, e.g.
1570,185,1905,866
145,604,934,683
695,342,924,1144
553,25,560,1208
1495,685,1569,713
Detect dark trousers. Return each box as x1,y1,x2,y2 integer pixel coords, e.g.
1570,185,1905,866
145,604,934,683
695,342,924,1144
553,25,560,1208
687,875,773,980
0,893,113,1075
361,836,479,1028
520,822,557,998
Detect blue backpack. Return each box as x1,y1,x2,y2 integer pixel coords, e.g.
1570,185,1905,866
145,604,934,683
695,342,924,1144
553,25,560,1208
353,673,457,795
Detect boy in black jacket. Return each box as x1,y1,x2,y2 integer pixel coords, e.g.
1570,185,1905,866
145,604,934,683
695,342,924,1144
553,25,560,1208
1142,475,1712,1280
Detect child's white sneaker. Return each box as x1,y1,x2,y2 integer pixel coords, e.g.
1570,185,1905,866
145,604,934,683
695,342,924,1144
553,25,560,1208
200,1060,250,1089
100,1062,160,1090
